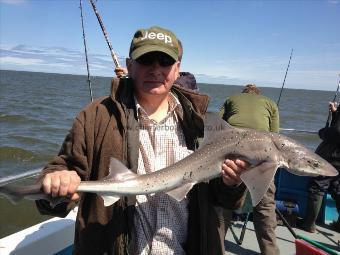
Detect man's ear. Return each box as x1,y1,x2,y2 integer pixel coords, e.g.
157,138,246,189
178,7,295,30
126,58,132,72
175,61,181,78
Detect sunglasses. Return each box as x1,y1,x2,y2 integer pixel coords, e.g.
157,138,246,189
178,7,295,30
136,52,176,67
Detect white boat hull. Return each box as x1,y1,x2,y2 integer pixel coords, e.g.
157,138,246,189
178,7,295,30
0,208,77,255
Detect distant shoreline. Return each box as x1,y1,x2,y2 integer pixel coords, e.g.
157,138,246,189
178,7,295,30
0,69,332,92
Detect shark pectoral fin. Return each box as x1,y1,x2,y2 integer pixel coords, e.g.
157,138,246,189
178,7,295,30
166,183,195,201
101,195,121,207
240,162,278,207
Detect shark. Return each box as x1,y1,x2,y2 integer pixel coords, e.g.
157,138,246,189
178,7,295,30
0,113,337,207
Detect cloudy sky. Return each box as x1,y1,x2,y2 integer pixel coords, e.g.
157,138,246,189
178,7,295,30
0,0,339,90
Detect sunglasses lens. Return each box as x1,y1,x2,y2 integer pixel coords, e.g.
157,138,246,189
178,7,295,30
158,55,175,67
136,53,175,67
136,54,154,66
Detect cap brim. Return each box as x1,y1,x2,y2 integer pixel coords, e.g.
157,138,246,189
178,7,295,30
131,45,178,61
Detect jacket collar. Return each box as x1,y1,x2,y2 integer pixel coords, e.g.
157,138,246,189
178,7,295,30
110,77,210,118
110,77,135,109
171,84,209,117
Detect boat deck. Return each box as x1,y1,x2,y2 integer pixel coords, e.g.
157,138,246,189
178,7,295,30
225,219,340,254
0,208,339,254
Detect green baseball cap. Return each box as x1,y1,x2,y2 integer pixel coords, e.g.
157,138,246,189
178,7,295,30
129,26,179,61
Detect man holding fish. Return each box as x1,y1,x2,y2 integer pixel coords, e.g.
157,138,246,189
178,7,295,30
1,25,337,254
35,26,249,255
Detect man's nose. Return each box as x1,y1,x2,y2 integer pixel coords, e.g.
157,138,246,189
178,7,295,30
149,60,162,69
148,60,163,75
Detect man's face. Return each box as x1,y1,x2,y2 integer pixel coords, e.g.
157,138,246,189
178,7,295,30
127,52,180,98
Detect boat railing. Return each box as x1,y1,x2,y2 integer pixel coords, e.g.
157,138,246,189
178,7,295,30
280,128,318,134
0,168,42,187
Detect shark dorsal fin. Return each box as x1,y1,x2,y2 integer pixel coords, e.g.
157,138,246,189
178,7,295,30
103,157,137,182
201,112,233,147
100,158,138,207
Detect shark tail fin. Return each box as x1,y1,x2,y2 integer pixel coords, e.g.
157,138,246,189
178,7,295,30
99,157,138,207
0,186,24,204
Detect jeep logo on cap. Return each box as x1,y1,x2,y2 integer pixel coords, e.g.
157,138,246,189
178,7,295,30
140,30,173,46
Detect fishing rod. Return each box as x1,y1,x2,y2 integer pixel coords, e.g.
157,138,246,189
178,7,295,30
0,1,120,187
275,50,317,134
0,2,95,186
277,48,294,107
89,0,121,69
325,75,340,128
280,77,340,134
80,0,93,102
0,1,123,187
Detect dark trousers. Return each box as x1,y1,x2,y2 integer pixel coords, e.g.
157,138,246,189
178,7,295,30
309,175,340,217
223,182,279,255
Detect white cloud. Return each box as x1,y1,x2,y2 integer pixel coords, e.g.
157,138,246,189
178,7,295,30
1,44,339,91
0,44,116,77
90,63,111,70
195,73,247,86
42,62,73,68
0,44,13,50
0,0,26,5
57,57,78,62
0,56,43,65
9,45,82,58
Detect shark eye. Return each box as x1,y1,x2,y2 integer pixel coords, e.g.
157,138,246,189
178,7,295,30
307,159,320,168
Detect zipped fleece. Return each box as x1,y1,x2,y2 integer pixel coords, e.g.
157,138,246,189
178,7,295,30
318,108,340,169
36,78,246,255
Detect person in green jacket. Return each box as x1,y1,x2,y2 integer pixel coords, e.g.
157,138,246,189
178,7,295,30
220,84,280,255
221,84,279,132
36,26,249,255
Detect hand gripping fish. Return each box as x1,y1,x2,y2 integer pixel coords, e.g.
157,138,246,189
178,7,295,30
0,113,337,207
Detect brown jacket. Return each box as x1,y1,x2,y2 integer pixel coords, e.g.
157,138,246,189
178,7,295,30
36,78,246,255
